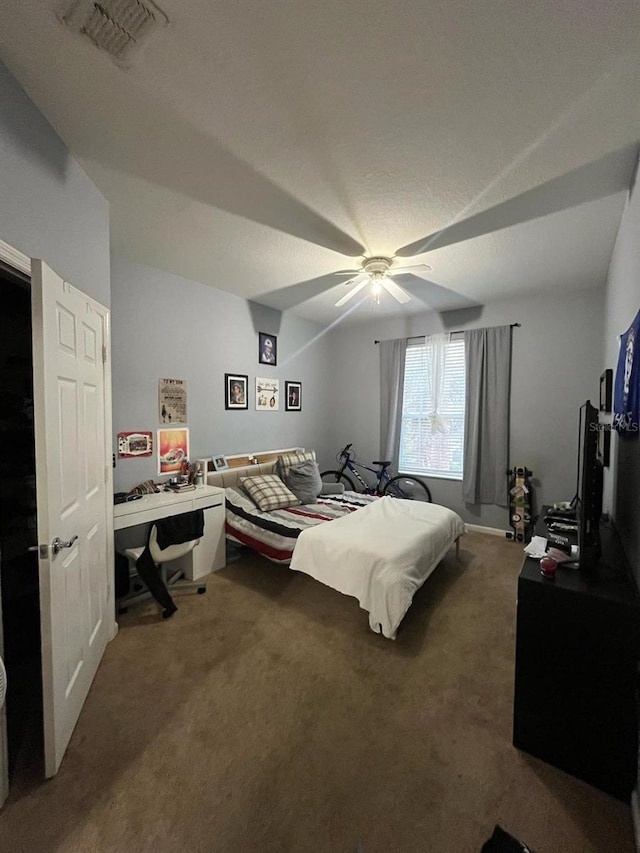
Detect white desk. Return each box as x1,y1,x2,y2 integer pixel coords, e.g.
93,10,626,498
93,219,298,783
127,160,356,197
114,486,226,580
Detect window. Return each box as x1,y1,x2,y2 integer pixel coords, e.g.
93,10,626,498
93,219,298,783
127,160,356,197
399,336,466,480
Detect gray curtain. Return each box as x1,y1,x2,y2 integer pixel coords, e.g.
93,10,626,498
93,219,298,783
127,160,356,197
462,326,512,505
379,338,408,463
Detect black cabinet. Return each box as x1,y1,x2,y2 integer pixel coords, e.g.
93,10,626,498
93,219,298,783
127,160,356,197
513,520,639,801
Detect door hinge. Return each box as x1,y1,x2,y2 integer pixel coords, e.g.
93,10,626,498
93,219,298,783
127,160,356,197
102,345,107,363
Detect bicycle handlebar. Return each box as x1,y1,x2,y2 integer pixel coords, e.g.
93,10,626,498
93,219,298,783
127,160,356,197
339,443,353,460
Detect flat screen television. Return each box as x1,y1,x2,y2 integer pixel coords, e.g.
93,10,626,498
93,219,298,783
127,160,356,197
575,400,603,570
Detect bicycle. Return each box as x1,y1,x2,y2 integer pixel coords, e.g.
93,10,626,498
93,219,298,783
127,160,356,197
321,443,432,501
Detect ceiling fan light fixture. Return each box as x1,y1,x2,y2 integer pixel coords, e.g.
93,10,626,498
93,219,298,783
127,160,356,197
333,256,425,308
362,256,393,278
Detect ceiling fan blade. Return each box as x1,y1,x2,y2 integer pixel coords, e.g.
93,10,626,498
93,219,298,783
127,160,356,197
396,142,639,257
399,274,480,311
80,82,367,258
254,272,349,311
380,277,411,304
334,269,363,275
392,266,433,282
388,263,432,276
335,275,370,307
337,276,359,289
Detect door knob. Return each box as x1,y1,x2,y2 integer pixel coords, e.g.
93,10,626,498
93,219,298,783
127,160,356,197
51,535,78,555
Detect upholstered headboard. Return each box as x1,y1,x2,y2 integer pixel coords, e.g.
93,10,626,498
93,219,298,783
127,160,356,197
205,447,306,489
206,460,276,488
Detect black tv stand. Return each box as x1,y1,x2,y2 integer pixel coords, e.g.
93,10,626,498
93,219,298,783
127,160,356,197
513,510,639,801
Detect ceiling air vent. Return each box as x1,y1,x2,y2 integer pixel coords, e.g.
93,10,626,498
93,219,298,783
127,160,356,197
61,0,169,64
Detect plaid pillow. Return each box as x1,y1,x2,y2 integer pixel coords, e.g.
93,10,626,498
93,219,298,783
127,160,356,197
276,451,316,480
240,474,301,512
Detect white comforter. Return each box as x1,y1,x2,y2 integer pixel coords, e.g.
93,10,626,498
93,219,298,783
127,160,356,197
289,496,465,639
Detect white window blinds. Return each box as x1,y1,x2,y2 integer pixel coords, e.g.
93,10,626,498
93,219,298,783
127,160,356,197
399,336,466,480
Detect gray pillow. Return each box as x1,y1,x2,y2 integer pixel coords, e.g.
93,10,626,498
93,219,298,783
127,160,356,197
319,481,345,495
285,460,323,505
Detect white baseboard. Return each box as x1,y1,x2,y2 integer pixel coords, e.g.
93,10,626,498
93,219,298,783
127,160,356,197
465,523,506,537
631,789,640,851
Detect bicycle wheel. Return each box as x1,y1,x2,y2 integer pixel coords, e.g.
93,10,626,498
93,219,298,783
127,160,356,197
383,475,432,502
320,470,357,492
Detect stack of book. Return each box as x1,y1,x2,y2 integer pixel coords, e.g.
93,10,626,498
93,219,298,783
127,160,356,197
166,481,196,493
544,507,578,555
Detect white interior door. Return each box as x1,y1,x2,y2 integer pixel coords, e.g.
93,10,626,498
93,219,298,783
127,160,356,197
31,259,114,778
0,578,8,808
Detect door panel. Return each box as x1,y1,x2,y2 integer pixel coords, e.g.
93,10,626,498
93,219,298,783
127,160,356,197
59,377,80,515
31,260,112,777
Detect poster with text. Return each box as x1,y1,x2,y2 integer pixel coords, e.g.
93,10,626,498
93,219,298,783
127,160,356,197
159,378,187,424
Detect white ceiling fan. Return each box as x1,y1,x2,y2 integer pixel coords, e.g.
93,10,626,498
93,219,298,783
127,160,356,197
334,256,432,307
252,144,637,315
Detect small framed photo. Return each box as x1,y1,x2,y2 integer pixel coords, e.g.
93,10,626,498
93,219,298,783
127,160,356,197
599,369,613,413
225,373,248,410
258,332,277,366
285,381,302,411
212,455,229,472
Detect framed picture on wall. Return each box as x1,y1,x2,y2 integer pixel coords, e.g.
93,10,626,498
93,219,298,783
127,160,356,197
225,373,248,410
285,381,302,411
157,427,189,475
258,332,277,366
599,369,613,413
118,431,153,458
256,377,279,410
597,425,611,467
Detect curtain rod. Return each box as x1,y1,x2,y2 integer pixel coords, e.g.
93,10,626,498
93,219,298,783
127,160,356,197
374,323,520,344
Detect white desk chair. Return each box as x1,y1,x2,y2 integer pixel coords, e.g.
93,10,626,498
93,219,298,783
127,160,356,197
120,524,207,613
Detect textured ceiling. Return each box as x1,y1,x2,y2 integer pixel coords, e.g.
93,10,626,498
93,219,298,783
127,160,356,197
0,0,639,324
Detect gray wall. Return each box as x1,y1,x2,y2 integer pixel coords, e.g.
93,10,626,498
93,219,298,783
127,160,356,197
0,61,110,792
3,53,628,551
603,157,640,582
0,60,110,307
111,254,334,492
322,288,604,529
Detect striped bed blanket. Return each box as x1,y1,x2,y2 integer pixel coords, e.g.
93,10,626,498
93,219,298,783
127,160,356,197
224,486,379,564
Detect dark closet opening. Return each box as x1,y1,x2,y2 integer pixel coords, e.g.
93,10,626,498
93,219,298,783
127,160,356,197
0,265,43,790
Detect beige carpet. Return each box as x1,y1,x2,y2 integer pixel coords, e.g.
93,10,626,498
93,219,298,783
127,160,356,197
0,532,634,852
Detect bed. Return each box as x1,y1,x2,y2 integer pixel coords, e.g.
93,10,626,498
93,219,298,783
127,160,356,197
207,449,465,638
290,496,465,638
224,484,379,564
